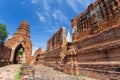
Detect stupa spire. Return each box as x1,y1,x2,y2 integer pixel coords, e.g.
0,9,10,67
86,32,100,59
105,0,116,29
15,20,30,38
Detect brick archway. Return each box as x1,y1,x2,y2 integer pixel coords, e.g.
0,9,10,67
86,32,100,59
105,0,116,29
13,43,24,64
6,21,32,64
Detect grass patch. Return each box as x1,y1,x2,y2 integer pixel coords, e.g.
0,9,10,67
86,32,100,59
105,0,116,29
76,72,97,80
14,65,22,80
76,72,85,78
5,63,10,66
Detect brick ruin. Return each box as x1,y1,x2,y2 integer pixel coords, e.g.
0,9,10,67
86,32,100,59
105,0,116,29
43,27,66,67
0,43,11,66
34,0,120,80
70,0,120,79
46,27,66,51
72,0,120,41
6,21,32,64
34,48,45,64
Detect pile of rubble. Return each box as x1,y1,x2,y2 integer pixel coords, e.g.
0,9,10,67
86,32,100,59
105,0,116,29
19,64,35,80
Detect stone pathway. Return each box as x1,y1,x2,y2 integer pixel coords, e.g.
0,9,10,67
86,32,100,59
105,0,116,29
0,64,96,80
34,64,96,80
0,64,20,80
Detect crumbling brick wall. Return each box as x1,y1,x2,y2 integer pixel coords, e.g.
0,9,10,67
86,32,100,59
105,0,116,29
63,25,120,80
0,43,11,66
68,1,120,78
40,1,120,80
46,27,66,51
34,48,45,64
72,0,120,41
44,27,66,70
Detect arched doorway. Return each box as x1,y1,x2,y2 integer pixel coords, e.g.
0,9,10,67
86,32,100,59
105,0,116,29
13,44,24,64
6,21,32,64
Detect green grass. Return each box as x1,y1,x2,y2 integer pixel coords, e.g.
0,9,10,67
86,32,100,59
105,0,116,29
76,72,97,80
76,72,85,78
5,63,10,66
14,65,22,80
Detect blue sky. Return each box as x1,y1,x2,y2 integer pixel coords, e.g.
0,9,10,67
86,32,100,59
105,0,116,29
0,0,95,55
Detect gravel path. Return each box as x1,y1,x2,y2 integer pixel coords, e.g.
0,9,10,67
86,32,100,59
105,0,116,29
0,64,20,80
34,64,96,80
0,64,96,80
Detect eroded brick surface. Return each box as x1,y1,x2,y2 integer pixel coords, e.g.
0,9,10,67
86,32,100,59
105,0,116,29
71,0,120,41
6,21,32,64
46,27,66,51
34,0,120,80
34,48,45,64
0,43,11,66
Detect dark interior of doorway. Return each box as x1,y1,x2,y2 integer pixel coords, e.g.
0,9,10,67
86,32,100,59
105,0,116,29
13,44,24,64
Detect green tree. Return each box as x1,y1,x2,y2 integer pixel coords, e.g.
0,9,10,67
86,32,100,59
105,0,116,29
17,48,24,55
0,23,9,44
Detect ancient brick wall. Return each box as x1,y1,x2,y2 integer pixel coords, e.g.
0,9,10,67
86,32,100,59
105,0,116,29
62,25,120,80
42,20,120,80
73,24,120,50
72,0,120,41
43,15,120,80
46,27,66,51
43,27,67,70
34,48,45,64
0,43,11,67
38,1,120,79
67,1,120,78
44,47,63,69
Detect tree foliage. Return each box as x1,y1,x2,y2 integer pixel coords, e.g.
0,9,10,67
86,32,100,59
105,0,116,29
0,23,9,44
17,48,24,55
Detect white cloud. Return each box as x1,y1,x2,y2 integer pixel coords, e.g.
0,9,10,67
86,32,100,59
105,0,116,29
43,0,51,11
39,41,46,51
52,10,65,20
36,12,46,22
56,0,62,4
21,2,25,5
31,0,38,4
76,0,95,8
32,47,38,56
31,0,51,11
35,9,69,33
39,25,59,33
45,28,58,33
66,0,79,13
52,10,68,24
66,0,95,13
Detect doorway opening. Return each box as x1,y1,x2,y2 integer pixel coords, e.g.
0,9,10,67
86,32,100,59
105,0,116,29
13,44,24,64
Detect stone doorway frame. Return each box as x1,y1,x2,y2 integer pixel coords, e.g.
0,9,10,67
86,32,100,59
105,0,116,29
13,43,24,64
10,43,25,64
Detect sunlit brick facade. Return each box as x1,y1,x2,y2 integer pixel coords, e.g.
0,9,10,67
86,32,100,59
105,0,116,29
72,0,120,41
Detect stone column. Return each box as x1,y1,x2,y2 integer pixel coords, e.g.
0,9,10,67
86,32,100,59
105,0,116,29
9,48,15,63
22,52,26,64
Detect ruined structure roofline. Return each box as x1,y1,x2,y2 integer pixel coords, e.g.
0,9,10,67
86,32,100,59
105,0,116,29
47,27,66,42
71,0,99,21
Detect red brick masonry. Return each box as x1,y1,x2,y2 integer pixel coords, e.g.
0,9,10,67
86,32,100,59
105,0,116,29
0,43,11,66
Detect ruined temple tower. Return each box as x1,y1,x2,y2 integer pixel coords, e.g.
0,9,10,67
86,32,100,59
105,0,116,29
6,21,32,64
